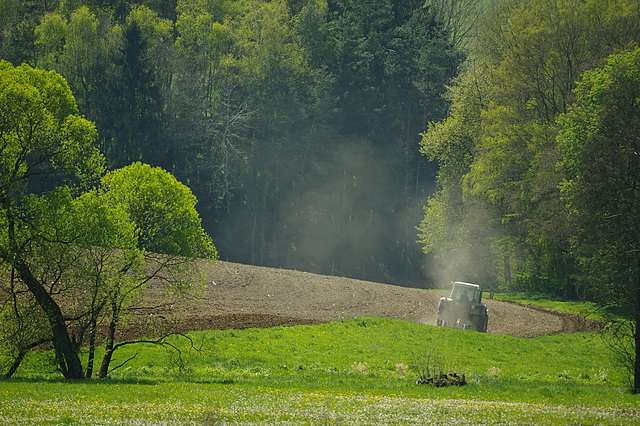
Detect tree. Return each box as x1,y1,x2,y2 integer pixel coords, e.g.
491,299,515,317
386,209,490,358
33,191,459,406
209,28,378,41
558,47,640,393
0,0,58,66
59,6,121,121
417,62,497,284
326,0,463,138
468,0,640,293
35,6,126,164
419,0,640,292
94,162,217,378
0,62,217,379
40,187,140,379
425,0,485,51
171,0,251,215
0,264,50,377
21,0,465,287
0,61,104,379
469,0,637,294
105,18,163,168
251,0,464,282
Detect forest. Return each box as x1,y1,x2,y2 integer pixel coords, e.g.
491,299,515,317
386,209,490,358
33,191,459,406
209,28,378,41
1,0,639,293
1,0,471,287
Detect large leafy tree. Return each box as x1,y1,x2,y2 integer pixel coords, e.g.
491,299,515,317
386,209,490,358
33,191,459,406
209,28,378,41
558,47,640,392
0,62,217,379
417,62,496,284
23,185,140,378
467,0,639,293
94,162,217,378
0,61,104,379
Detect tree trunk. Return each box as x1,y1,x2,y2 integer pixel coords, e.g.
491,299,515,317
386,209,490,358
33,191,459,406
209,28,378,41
634,313,639,394
504,254,512,284
4,338,51,378
4,349,26,378
634,268,640,394
99,347,115,379
86,316,98,378
98,303,119,378
15,261,84,380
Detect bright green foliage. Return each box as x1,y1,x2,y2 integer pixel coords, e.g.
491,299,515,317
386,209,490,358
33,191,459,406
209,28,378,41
479,0,639,121
419,0,640,292
0,60,104,205
418,63,494,282
85,163,216,378
231,0,308,129
420,62,491,185
127,5,173,42
0,61,105,379
101,162,217,259
27,185,143,378
175,0,218,62
0,264,49,378
34,11,66,68
558,47,640,392
0,0,58,65
470,0,635,291
560,49,640,290
0,62,216,379
35,7,158,169
55,7,122,118
17,0,466,285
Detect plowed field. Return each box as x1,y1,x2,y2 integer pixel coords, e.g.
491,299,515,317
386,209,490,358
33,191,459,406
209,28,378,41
134,261,601,339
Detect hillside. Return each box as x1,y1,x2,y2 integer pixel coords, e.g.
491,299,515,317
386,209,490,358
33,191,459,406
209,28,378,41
133,261,601,339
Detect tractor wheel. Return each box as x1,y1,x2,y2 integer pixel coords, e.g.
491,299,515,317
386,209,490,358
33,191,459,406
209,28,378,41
472,315,487,332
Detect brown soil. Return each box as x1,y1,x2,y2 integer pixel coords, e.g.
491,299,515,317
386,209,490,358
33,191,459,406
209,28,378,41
127,260,603,339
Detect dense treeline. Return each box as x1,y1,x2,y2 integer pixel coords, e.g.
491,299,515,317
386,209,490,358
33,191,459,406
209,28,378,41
419,0,640,294
0,0,468,285
417,0,640,390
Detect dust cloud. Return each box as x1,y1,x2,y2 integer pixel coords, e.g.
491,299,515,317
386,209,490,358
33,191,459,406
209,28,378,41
281,139,429,285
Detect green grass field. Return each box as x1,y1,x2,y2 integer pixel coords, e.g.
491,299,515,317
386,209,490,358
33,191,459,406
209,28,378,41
1,316,639,424
493,292,621,321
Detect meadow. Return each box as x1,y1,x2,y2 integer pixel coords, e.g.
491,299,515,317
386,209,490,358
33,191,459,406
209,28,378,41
1,316,639,425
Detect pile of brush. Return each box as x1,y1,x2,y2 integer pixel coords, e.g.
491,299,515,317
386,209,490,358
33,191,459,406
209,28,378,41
416,372,466,387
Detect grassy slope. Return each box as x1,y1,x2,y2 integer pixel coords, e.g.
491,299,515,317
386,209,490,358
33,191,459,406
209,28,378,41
1,317,639,424
494,292,615,321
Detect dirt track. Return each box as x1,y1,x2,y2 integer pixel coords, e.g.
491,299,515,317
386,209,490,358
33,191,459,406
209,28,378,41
137,261,602,339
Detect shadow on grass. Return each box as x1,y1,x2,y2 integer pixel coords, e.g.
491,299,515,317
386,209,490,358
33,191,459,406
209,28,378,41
0,376,159,385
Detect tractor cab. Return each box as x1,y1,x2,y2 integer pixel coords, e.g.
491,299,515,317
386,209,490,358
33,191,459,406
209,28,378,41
450,282,481,304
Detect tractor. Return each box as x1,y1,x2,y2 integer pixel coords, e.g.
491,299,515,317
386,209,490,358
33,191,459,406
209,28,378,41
437,282,489,332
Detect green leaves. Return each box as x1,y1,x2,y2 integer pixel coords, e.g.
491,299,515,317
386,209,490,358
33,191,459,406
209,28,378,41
0,61,217,379
558,52,640,391
101,162,217,260
419,0,640,292
558,47,640,283
0,62,104,196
